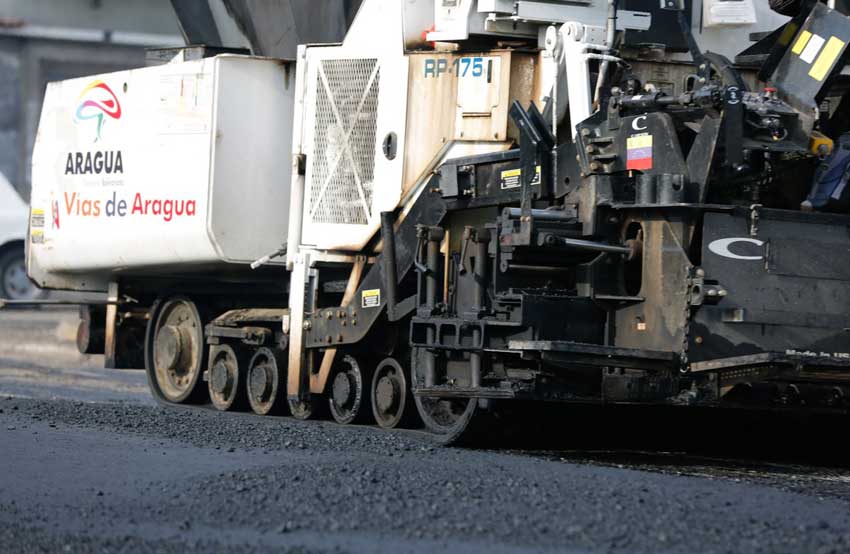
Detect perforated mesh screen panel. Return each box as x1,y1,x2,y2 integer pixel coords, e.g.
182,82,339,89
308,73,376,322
307,58,381,225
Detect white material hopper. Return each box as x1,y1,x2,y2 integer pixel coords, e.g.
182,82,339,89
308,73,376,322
28,55,293,292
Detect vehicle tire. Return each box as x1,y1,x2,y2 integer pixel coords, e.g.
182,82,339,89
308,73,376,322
0,247,43,300
144,296,208,404
769,0,801,16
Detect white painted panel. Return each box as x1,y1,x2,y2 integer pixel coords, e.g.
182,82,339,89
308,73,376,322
209,56,293,262
298,44,409,251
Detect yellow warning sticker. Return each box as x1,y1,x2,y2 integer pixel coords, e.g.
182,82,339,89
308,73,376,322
361,289,381,308
792,30,812,54
30,209,45,228
500,166,541,189
809,36,846,81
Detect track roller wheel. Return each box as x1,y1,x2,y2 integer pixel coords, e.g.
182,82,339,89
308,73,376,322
371,357,415,429
145,296,207,404
414,396,486,446
288,397,318,420
328,355,371,425
246,347,287,415
207,344,249,412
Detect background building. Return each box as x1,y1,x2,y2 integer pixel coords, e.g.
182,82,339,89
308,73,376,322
0,0,182,200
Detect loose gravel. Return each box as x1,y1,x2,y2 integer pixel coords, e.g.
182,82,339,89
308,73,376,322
4,396,850,554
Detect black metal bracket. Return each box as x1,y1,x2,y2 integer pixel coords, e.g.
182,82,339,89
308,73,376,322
508,101,555,246
304,184,447,349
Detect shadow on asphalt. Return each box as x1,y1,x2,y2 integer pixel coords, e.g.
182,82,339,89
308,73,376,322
477,403,850,469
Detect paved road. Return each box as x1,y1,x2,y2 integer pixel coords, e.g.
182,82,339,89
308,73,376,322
2,309,850,553
0,308,150,404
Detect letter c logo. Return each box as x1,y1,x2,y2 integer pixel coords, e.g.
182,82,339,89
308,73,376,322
708,237,764,261
632,115,648,131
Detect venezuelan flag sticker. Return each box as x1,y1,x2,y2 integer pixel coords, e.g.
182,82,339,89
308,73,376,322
626,134,653,171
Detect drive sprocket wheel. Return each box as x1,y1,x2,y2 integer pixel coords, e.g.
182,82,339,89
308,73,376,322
414,396,483,446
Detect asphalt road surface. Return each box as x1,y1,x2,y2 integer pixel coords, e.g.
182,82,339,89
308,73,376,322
2,308,850,553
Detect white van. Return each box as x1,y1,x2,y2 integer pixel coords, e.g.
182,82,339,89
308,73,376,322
0,172,40,300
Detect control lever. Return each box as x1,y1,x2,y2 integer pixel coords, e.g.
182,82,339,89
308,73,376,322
458,226,474,275
250,245,287,270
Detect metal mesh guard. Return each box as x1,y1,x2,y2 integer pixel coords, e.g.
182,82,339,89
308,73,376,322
308,58,381,226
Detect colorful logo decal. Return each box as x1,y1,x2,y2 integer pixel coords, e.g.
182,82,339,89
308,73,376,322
74,80,122,141
708,237,764,261
51,194,60,230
